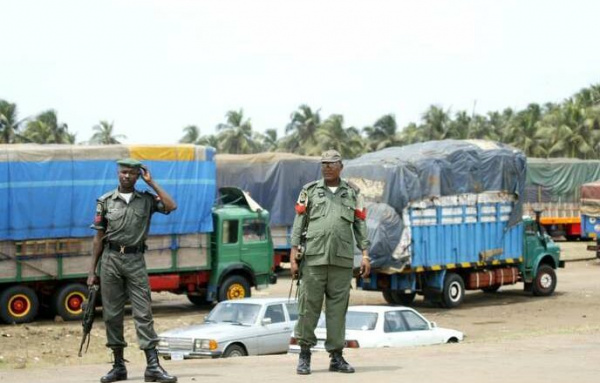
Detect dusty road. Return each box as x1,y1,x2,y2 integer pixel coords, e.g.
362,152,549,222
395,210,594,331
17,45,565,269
1,241,599,382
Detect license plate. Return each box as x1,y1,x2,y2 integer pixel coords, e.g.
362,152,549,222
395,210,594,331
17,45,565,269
170,352,184,361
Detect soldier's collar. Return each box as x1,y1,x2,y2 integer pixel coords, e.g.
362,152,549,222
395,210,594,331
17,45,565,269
111,188,142,200
317,178,347,189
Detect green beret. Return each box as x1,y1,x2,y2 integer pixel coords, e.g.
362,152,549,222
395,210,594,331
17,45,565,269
116,158,143,168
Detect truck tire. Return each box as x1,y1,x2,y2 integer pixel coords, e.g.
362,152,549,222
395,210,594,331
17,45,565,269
53,283,87,321
218,276,251,301
532,265,557,296
382,289,395,304
0,285,40,324
441,273,465,308
187,294,210,307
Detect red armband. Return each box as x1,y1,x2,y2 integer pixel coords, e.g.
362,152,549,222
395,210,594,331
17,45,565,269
354,208,366,220
295,203,306,215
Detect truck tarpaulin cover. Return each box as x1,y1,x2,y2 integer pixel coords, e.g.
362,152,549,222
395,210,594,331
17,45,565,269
0,144,216,240
216,153,321,226
343,140,526,268
526,158,600,203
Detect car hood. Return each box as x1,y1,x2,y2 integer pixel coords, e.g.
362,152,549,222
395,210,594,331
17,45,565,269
159,323,254,340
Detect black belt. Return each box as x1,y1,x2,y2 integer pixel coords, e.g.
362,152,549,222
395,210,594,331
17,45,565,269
106,242,146,254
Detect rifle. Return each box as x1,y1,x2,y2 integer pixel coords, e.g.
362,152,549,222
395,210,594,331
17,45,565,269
289,202,310,301
78,284,100,357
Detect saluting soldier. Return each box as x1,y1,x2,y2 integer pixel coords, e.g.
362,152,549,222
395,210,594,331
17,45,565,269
87,159,178,383
290,150,371,375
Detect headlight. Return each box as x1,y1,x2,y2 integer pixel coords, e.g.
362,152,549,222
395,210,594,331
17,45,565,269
158,339,169,348
194,339,218,351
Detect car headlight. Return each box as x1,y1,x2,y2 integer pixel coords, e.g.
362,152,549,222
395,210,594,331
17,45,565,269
194,339,218,351
158,339,169,348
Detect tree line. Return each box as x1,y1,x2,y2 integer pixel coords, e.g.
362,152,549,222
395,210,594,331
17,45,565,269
2,84,600,159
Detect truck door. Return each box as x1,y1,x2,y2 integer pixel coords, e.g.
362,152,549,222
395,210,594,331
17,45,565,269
240,217,271,279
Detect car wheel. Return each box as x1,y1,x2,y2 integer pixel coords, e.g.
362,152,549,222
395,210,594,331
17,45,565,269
53,283,87,321
218,276,251,302
0,285,40,324
441,273,465,308
187,294,210,307
446,337,459,344
532,265,557,296
223,344,247,358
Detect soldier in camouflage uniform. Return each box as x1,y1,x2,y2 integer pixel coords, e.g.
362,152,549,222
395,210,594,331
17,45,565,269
290,150,371,375
87,159,178,383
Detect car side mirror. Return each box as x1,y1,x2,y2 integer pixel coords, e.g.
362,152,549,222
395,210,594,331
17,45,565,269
261,317,272,326
430,321,437,328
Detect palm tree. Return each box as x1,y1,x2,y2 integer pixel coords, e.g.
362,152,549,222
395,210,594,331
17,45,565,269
22,110,73,144
179,125,201,144
216,109,256,154
0,99,27,143
197,134,220,149
285,105,321,154
89,121,126,144
421,105,451,141
314,115,365,159
504,104,545,157
363,114,400,151
255,128,279,152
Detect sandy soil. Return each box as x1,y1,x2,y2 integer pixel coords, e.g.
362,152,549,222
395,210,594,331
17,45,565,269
0,241,599,382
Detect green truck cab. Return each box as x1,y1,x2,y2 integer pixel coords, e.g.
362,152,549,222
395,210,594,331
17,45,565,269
206,188,275,302
521,215,564,296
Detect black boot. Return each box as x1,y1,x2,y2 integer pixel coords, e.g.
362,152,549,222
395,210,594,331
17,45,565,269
100,348,127,383
329,351,355,373
296,347,311,375
144,348,177,383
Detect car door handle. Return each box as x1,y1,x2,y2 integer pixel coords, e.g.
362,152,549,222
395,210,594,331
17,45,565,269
284,327,290,331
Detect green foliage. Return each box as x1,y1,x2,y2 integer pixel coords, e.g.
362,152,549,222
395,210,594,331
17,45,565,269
4,83,600,157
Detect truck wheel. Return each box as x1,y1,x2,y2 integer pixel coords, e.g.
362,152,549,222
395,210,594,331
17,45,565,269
532,265,557,296
0,286,40,324
187,294,210,307
218,276,251,301
53,283,87,321
441,273,465,308
382,289,395,304
382,290,416,305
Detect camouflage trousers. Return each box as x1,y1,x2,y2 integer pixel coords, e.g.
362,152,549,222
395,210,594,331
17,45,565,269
294,265,352,352
100,249,159,350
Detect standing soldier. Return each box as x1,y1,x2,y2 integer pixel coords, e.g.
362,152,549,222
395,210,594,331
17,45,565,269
290,150,371,375
87,159,178,383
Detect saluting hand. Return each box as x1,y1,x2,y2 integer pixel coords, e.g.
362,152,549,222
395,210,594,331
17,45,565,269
141,165,153,184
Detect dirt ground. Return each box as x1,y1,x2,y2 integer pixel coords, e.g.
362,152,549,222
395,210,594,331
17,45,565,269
1,241,599,382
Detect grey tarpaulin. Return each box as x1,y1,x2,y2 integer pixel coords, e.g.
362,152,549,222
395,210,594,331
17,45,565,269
344,140,526,268
216,153,321,226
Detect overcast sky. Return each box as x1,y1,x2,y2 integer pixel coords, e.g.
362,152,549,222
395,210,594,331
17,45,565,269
2,0,599,144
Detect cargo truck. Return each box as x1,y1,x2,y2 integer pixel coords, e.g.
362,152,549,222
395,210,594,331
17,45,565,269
343,140,564,308
0,144,275,324
216,153,321,268
524,158,600,240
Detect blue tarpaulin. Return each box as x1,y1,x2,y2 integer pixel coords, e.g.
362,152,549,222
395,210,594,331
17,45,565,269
0,144,216,240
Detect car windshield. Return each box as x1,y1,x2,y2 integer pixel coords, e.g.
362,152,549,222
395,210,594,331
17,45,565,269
206,302,261,325
317,311,378,331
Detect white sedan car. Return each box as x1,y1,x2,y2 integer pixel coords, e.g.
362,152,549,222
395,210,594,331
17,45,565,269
289,305,463,352
158,297,298,359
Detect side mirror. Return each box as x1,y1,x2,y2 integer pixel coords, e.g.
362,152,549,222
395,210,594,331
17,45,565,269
430,321,437,329
261,317,272,326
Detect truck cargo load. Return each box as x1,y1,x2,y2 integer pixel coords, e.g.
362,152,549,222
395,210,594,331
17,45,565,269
525,158,600,239
343,139,526,269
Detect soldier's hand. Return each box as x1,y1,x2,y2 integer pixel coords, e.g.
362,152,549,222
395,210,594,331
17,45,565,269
360,256,371,278
87,273,98,287
140,165,153,184
290,260,299,280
